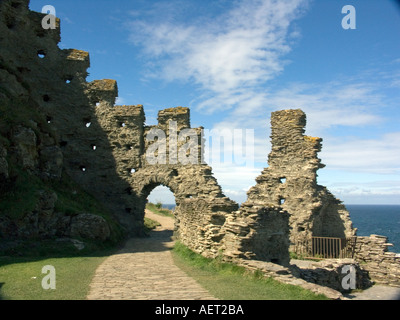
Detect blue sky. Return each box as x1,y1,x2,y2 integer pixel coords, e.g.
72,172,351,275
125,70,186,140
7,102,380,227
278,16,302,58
30,0,400,205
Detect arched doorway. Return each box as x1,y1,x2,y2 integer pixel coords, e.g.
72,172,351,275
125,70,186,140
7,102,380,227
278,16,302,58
147,185,176,210
141,183,177,238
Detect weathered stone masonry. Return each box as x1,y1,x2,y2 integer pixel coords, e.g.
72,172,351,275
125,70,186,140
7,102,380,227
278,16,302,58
1,0,399,291
0,0,142,237
353,235,400,287
245,109,355,251
0,0,238,243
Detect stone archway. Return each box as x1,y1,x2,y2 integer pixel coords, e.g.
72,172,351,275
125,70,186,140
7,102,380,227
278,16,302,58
147,185,176,208
143,183,177,238
129,163,234,240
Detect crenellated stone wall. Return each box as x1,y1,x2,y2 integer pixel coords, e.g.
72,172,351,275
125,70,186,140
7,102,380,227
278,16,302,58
0,0,238,243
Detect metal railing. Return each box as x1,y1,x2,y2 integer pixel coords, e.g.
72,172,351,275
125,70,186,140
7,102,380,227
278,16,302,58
294,236,357,259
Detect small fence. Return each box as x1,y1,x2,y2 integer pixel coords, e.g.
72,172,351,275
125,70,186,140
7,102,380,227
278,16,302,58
294,236,357,259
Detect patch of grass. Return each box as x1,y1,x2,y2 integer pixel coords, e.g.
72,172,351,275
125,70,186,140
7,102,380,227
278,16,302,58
146,202,174,218
0,254,109,300
172,242,328,300
0,237,119,300
143,217,161,235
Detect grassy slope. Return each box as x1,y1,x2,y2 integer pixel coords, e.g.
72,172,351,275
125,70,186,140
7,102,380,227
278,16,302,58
146,202,174,218
172,243,328,300
0,167,125,300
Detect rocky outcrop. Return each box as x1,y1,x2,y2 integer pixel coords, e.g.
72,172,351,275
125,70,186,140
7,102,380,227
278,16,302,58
0,144,9,187
235,258,346,300
70,214,110,241
294,258,373,293
0,189,111,241
11,126,38,171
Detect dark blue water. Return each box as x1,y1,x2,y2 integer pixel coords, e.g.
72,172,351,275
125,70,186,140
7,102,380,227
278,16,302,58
163,203,400,253
346,205,400,253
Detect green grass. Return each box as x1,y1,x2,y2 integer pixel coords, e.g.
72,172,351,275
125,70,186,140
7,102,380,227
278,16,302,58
0,254,109,300
143,217,161,235
146,202,174,218
0,239,119,300
172,241,329,300
0,241,329,300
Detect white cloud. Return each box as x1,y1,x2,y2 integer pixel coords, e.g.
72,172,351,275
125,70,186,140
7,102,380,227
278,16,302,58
261,81,385,134
209,163,263,204
321,132,400,174
323,179,400,205
147,185,176,204
127,0,309,112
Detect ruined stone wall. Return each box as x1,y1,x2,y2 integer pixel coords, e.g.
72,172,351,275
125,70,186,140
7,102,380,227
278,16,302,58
353,235,400,287
222,204,291,266
0,0,240,253
0,0,140,237
246,109,355,251
0,0,241,242
1,1,363,272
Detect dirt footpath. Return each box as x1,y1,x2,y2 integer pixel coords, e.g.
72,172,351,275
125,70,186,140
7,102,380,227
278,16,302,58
86,210,217,300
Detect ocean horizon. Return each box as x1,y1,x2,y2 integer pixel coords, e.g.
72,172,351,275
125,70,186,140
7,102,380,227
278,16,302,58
346,204,400,253
162,203,400,253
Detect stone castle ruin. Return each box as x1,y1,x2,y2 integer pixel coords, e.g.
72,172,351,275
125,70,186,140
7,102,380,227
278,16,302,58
1,0,399,292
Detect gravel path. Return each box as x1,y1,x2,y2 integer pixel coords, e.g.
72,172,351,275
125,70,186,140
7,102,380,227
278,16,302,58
344,285,400,300
86,210,217,300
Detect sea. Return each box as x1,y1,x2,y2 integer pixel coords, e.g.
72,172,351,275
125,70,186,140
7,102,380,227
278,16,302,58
162,204,400,253
346,205,400,253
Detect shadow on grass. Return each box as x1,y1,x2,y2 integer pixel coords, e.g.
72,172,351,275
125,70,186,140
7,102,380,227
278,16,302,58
0,282,4,300
0,222,175,268
0,238,127,300
0,228,174,300
0,238,123,269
